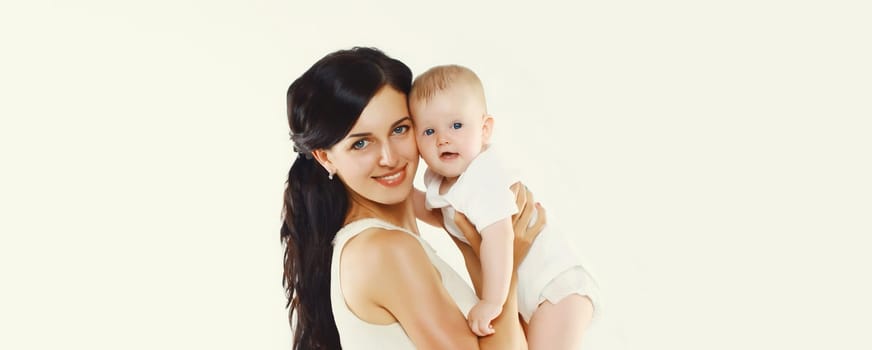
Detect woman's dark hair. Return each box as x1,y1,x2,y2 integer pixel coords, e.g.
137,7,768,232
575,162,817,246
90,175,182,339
281,47,412,349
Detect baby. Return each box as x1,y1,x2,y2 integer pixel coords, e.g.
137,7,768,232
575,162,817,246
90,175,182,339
410,65,599,349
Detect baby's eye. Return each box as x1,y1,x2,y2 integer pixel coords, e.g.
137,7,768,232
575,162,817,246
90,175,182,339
423,128,435,136
351,139,370,150
452,122,463,129
393,125,410,135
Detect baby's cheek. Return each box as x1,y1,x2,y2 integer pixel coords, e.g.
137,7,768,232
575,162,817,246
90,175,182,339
409,139,425,157
415,140,429,154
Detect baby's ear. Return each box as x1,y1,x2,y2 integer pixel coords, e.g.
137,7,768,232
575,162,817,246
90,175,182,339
482,114,495,143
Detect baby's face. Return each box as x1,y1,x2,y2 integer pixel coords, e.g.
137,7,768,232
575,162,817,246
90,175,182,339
410,85,488,180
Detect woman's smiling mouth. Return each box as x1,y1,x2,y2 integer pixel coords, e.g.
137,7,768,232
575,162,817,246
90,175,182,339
373,164,407,186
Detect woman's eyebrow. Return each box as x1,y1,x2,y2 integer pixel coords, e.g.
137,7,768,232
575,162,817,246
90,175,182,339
347,132,371,138
390,116,412,128
346,116,411,138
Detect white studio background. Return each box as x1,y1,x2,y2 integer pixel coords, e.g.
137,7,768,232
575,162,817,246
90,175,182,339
1,1,870,349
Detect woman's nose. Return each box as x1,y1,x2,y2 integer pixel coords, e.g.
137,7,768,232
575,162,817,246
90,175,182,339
379,144,397,167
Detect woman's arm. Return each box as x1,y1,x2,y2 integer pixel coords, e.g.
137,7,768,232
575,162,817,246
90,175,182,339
449,235,525,348
413,188,444,228
341,229,479,349
450,235,484,295
346,228,516,349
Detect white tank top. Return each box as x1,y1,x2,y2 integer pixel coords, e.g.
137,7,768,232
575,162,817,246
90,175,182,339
330,218,478,349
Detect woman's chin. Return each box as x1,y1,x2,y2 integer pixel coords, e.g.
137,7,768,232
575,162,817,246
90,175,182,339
372,181,414,205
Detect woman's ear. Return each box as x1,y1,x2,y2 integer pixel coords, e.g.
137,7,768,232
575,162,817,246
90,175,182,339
482,114,495,144
311,149,335,176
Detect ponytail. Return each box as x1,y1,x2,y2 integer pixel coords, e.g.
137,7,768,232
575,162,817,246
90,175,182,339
282,153,348,349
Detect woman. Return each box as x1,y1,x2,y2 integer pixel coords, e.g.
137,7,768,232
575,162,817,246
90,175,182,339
281,47,545,349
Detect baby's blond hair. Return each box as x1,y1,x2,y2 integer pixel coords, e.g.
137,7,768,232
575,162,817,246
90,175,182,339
410,64,487,109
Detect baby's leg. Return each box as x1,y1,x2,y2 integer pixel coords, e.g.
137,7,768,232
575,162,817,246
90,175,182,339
526,294,594,350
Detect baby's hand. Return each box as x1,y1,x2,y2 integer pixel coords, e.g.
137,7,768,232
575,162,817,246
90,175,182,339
466,300,503,336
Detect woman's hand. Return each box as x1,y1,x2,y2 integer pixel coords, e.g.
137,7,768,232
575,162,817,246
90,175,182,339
508,182,546,268
453,182,547,266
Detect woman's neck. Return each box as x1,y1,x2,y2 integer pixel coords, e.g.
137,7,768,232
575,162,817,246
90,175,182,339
344,192,419,234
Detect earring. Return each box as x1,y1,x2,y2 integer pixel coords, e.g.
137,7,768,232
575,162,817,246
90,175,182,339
328,171,334,180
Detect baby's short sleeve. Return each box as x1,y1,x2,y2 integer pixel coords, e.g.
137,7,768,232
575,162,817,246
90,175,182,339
449,147,520,232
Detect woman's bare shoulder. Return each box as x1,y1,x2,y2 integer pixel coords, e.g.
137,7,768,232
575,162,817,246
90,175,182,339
341,227,429,277
340,227,479,347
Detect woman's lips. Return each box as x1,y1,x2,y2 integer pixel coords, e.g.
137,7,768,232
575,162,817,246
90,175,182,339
373,164,407,187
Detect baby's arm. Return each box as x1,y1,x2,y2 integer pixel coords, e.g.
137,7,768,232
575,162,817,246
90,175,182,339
413,188,443,228
467,217,514,336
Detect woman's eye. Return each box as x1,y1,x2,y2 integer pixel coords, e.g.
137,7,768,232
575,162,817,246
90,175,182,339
452,122,463,129
393,125,410,135
423,128,435,136
352,139,369,150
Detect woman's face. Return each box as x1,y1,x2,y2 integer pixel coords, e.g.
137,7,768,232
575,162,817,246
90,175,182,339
318,86,419,205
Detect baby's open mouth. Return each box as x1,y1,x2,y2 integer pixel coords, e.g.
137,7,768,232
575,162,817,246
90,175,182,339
439,152,459,159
